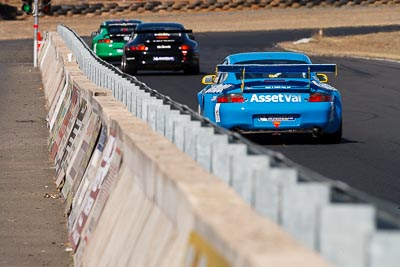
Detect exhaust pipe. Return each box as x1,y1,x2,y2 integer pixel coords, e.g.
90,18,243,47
312,127,322,138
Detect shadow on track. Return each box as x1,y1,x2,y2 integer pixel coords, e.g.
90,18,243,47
244,133,359,146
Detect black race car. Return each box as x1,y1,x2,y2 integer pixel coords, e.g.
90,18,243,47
121,22,200,75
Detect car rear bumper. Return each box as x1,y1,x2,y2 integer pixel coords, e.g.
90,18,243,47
93,43,125,59
125,53,199,71
215,102,341,134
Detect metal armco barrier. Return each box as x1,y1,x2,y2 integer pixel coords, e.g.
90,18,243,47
44,25,400,267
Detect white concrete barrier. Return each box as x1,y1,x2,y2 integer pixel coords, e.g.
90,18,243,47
40,31,332,267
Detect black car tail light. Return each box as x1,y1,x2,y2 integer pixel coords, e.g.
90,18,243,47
180,44,191,56
180,44,190,51
126,44,148,51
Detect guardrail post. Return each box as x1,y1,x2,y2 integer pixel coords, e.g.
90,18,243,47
368,231,400,267
95,65,99,87
106,72,111,90
120,81,126,105
126,83,140,115
195,128,226,172
320,204,375,267
99,66,104,88
111,75,117,95
253,167,297,222
171,115,192,151
146,99,164,131
183,120,203,159
155,105,171,135
141,97,159,122
281,182,330,249
210,142,246,185
126,88,134,114
230,155,270,205
136,91,152,120
163,109,181,142
116,80,122,102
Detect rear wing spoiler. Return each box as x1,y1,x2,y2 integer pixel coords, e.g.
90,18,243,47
108,23,140,26
216,63,337,91
102,22,141,27
217,64,337,75
134,29,193,34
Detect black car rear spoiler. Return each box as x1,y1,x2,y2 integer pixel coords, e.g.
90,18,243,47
134,29,193,34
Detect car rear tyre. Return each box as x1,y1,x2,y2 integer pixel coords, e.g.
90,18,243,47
321,121,342,144
121,56,137,75
184,64,200,75
120,55,126,72
125,62,137,75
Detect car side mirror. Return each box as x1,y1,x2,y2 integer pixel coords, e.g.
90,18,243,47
91,31,98,38
202,75,216,85
317,73,328,83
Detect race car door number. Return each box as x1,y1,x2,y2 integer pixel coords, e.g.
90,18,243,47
258,115,296,121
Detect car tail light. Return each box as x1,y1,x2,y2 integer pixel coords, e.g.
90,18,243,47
308,92,333,102
126,44,148,51
217,94,245,103
180,44,190,51
180,44,191,56
98,38,112,44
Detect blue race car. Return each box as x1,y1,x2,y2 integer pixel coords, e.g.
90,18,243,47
197,52,342,143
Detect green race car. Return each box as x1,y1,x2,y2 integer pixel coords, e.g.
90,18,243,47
91,19,142,62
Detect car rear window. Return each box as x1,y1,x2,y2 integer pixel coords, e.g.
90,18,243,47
108,26,137,35
136,26,187,41
233,59,309,79
235,60,307,64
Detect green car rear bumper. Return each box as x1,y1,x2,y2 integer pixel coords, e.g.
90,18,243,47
93,42,125,60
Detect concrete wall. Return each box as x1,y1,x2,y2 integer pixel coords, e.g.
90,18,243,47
39,31,333,267
47,24,400,267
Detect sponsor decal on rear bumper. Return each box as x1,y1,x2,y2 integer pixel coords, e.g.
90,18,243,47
214,103,221,123
250,94,302,103
153,56,175,61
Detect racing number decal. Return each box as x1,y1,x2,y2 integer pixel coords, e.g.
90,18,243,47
183,231,230,267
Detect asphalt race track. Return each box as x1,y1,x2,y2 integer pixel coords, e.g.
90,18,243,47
8,27,396,207
111,29,400,205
